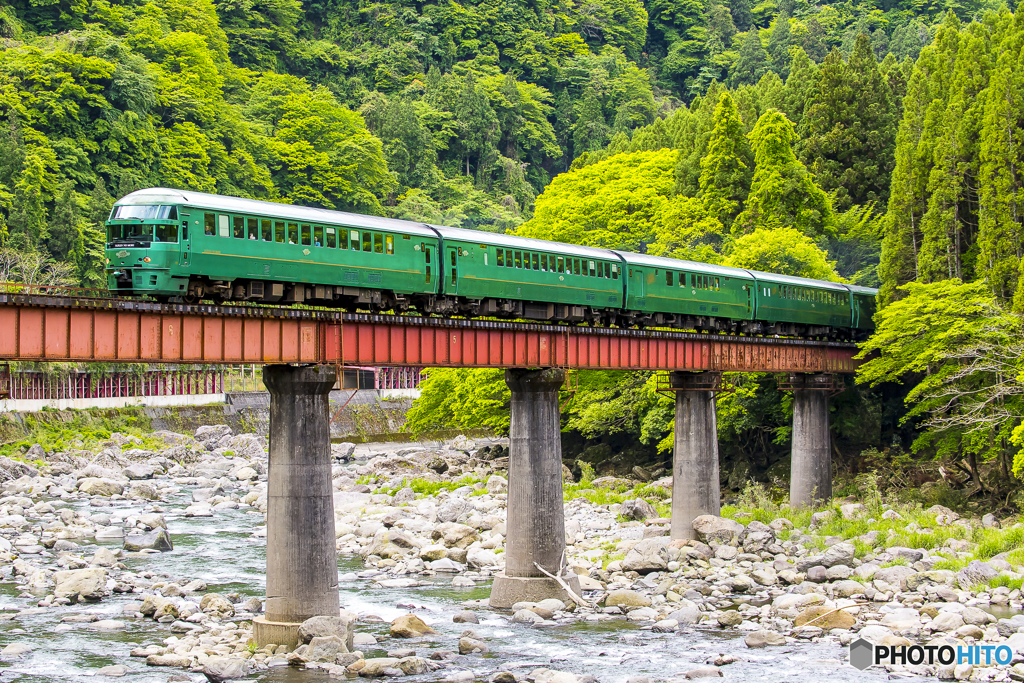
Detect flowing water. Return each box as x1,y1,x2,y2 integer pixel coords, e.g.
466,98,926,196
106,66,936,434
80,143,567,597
0,484,890,683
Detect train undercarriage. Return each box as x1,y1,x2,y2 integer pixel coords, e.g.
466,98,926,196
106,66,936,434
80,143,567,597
145,277,860,342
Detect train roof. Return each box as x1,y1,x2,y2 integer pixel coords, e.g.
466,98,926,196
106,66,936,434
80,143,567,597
115,188,439,238
429,225,618,260
612,252,754,279
745,270,850,291
844,283,879,295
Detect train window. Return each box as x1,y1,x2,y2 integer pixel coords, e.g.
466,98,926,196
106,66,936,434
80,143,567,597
557,257,564,273
218,215,230,237
274,221,285,243
497,250,504,267
513,251,521,268
205,213,216,235
247,218,258,240
540,255,547,271
154,224,177,242
714,277,719,291
313,225,324,247
386,235,394,254
338,229,347,249
360,232,370,251
326,227,336,248
612,264,618,279
372,233,382,253
589,261,596,277
350,230,359,249
597,262,604,278
574,259,581,275
298,225,309,246
285,222,297,244
666,271,673,286
604,263,611,278
532,253,539,270
233,216,244,239
503,249,510,266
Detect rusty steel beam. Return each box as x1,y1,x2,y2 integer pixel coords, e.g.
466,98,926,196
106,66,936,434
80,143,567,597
0,294,860,372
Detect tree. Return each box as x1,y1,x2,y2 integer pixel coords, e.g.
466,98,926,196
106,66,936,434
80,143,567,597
799,38,897,211
801,17,829,62
729,30,769,87
516,149,677,252
725,226,841,280
572,88,610,157
727,0,753,31
453,73,501,182
405,368,511,434
734,110,833,237
858,280,1024,488
698,92,753,228
766,14,792,79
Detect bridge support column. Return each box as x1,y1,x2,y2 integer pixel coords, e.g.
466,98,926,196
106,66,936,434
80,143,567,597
668,372,721,540
789,374,832,507
253,364,339,649
489,368,580,609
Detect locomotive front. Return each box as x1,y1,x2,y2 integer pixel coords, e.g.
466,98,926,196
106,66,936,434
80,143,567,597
105,201,189,297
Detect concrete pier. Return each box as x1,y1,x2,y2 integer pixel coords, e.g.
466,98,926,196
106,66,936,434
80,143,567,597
790,375,832,506
253,364,339,648
668,372,721,540
489,368,580,608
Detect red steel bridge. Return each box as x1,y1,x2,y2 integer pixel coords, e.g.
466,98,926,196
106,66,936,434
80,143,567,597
0,286,860,373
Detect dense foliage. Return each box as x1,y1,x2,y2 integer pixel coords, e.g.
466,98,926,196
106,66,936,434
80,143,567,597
2,0,1023,503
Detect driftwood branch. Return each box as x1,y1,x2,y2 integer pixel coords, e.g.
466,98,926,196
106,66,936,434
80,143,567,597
799,601,871,628
533,550,594,608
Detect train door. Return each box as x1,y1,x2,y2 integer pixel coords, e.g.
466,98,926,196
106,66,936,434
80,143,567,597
851,294,860,328
632,268,645,306
180,218,191,266
448,246,459,295
422,244,434,290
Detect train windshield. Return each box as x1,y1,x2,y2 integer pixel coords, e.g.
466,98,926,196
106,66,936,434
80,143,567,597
107,224,179,242
110,205,177,220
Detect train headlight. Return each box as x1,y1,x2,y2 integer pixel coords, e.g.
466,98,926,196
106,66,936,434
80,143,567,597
105,258,110,264
143,257,151,263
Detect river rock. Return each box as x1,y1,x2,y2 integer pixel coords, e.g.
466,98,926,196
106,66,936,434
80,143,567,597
298,612,357,651
202,656,250,680
691,515,744,544
54,568,107,601
390,614,435,638
1,643,32,656
307,636,348,662
684,666,722,679
874,565,916,591
621,499,658,521
123,464,156,480
363,529,420,558
794,605,855,630
745,630,786,647
200,593,234,617
621,538,669,572
821,543,855,568
956,560,997,589
94,665,128,676
124,529,173,552
716,610,742,627
485,475,507,494
667,601,701,625
78,478,124,496
146,654,191,667
605,590,651,608
458,637,488,654
880,608,922,630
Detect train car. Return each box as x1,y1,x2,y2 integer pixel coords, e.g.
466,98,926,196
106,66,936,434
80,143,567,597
431,226,623,323
612,252,755,331
105,188,440,309
748,271,854,338
105,188,877,339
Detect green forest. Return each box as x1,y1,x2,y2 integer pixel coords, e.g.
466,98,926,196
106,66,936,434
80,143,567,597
1,0,1023,509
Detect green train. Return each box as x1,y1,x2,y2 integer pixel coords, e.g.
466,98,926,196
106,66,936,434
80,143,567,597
105,188,877,339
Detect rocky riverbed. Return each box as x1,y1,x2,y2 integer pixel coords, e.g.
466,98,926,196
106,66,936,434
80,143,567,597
0,426,1021,682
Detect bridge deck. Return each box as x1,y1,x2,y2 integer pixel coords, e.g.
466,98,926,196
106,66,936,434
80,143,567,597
0,291,859,372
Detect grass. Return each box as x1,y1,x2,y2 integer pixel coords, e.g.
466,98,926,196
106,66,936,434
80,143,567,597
988,575,1023,591
718,480,1024,573
373,475,488,497
0,410,171,460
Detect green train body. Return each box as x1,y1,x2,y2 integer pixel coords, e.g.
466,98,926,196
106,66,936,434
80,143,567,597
105,189,877,339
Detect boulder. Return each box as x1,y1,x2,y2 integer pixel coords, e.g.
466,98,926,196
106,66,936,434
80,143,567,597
298,612,357,651
667,601,701,625
78,478,124,497
202,657,250,681
127,483,159,500
390,614,435,638
620,499,658,521
604,590,651,608
145,654,191,667
691,515,744,544
123,464,156,480
433,523,479,549
307,635,348,662
485,475,507,494
745,630,786,648
363,529,420,559
199,593,234,617
794,605,855,630
54,568,107,601
956,560,998,589
621,538,670,573
874,565,917,591
123,529,173,552
821,543,855,568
